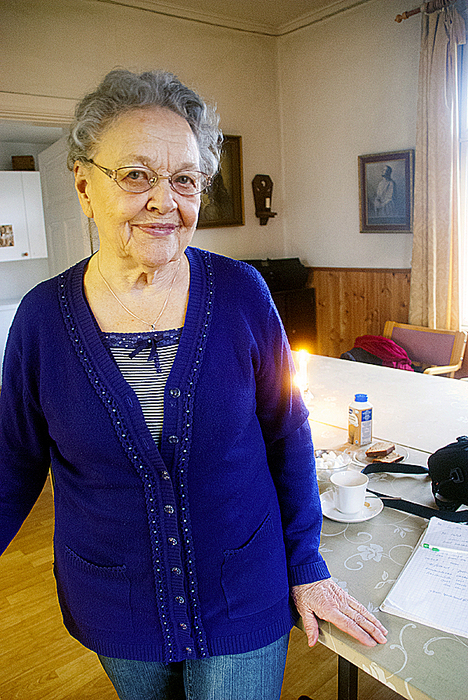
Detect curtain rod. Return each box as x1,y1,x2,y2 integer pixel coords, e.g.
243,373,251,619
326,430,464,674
395,0,456,22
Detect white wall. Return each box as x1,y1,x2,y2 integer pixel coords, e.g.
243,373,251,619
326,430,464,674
279,0,420,268
1,0,421,282
0,259,50,303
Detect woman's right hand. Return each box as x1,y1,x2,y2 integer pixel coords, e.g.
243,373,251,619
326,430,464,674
291,579,388,647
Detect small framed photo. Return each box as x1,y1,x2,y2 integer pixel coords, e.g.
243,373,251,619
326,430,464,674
197,135,244,229
358,150,414,233
0,225,14,247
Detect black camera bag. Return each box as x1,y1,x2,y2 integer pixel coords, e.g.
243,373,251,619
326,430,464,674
428,436,468,508
362,436,468,522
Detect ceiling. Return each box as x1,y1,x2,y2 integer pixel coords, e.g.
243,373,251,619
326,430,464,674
96,0,369,35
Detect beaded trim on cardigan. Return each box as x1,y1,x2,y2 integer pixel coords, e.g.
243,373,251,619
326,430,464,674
172,251,214,656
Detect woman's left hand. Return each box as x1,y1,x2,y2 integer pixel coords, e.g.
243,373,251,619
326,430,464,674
291,579,388,648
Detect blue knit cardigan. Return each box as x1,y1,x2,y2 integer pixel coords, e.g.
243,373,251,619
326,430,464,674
0,247,329,662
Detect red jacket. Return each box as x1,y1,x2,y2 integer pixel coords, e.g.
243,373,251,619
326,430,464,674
354,335,413,371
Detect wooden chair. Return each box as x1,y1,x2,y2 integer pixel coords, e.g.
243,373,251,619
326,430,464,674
382,321,467,377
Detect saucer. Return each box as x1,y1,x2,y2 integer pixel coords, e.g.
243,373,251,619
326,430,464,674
320,490,383,523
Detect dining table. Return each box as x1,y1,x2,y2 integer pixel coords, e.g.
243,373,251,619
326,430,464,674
293,353,468,700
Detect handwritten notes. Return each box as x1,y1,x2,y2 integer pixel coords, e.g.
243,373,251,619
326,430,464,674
380,518,468,638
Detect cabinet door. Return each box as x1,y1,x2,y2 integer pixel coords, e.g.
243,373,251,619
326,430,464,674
0,172,48,261
0,172,31,261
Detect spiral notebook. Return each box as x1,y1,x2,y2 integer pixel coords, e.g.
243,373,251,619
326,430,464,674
380,517,468,638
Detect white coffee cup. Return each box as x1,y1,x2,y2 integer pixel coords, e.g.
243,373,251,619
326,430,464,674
330,471,369,515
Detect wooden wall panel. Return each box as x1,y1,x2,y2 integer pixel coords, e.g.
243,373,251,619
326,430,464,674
309,267,411,358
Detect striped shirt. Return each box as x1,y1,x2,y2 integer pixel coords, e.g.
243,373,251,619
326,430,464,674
102,328,182,444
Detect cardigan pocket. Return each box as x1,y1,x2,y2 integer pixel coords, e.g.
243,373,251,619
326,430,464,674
221,513,289,619
57,545,133,633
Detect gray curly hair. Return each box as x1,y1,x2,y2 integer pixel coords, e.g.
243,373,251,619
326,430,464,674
67,69,222,177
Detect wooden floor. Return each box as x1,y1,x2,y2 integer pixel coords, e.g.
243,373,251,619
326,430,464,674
0,477,402,700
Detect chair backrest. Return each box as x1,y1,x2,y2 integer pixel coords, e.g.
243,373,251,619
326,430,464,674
382,321,466,370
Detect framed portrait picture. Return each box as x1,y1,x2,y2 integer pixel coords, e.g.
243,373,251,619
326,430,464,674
358,150,414,233
197,135,244,229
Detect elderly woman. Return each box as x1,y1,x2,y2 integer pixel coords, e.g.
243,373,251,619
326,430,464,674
0,69,386,700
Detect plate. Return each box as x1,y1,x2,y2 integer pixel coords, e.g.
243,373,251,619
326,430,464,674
353,442,408,468
320,490,384,523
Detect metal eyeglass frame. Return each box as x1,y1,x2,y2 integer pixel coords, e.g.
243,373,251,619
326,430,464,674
84,158,211,196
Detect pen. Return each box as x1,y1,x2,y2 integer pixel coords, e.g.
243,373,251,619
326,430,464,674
422,542,468,554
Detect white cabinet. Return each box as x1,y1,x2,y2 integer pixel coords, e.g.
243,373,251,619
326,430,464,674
0,172,48,261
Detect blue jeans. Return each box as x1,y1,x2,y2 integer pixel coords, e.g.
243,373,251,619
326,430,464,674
98,633,290,700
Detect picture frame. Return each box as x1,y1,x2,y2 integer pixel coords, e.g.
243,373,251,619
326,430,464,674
358,149,414,233
197,135,244,229
0,225,14,247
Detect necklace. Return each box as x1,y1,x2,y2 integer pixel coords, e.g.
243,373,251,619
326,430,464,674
97,255,182,331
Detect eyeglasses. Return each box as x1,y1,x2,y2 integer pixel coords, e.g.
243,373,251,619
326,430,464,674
84,159,211,196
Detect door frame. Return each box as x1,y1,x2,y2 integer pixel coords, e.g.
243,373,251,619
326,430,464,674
0,91,75,126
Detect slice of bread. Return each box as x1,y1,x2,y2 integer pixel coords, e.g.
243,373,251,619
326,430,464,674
366,442,395,458
372,452,404,464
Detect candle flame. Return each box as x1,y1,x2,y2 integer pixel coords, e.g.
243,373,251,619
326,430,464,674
294,349,310,393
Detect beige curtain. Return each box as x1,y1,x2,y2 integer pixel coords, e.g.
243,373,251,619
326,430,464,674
409,4,466,329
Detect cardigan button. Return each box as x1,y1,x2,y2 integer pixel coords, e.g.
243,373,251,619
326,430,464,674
164,505,175,514
169,387,181,397
168,435,179,444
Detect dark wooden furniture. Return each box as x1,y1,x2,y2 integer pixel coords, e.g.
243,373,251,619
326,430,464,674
272,288,316,352
241,258,317,352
